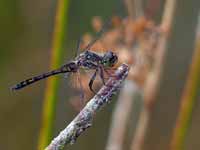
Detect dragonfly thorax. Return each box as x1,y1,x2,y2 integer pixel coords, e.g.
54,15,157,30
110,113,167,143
76,51,102,69
77,51,118,69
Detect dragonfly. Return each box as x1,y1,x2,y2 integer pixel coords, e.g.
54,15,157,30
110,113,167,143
11,18,118,94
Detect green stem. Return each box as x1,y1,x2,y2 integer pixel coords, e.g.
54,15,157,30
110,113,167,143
171,41,200,150
37,0,70,150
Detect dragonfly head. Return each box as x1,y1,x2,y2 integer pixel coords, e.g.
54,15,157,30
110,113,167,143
102,51,118,67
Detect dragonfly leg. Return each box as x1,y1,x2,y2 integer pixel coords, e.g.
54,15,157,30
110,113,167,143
99,66,106,85
89,69,98,94
104,69,116,77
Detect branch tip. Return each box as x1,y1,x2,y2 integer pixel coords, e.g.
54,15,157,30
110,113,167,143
45,63,129,150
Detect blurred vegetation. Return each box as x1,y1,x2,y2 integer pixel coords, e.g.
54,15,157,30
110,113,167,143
0,0,200,150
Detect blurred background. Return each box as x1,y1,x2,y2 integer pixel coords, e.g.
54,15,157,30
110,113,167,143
0,0,200,150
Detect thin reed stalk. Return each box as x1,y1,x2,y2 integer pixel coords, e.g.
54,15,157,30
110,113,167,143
124,0,143,18
131,0,177,149
105,1,144,150
170,22,200,150
37,0,69,150
105,81,141,150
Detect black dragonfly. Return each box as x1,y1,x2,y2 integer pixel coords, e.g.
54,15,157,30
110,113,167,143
11,19,118,94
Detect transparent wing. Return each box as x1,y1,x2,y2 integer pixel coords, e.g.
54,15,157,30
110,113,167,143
82,18,112,51
74,36,82,57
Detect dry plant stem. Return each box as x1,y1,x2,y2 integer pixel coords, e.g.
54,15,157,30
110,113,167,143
105,81,141,150
145,0,160,19
37,0,69,150
124,0,143,18
124,0,135,19
45,64,129,150
105,0,145,148
133,0,143,18
131,107,149,150
170,23,200,150
131,0,177,150
131,73,156,150
160,0,176,31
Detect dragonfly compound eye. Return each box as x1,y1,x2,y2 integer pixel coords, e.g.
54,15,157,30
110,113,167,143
102,51,118,67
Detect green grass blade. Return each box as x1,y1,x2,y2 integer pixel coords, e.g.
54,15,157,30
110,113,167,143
37,0,70,150
171,41,200,150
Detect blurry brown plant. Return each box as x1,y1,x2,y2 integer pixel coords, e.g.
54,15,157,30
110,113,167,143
70,15,164,110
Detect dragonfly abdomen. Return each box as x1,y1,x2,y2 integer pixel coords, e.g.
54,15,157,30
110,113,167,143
11,61,79,90
11,69,63,90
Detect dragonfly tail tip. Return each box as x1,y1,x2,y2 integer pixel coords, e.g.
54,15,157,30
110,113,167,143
10,85,19,91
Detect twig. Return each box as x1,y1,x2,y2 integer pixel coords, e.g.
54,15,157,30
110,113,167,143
45,64,129,150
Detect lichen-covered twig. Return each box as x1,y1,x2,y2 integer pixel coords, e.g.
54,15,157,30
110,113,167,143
45,64,129,150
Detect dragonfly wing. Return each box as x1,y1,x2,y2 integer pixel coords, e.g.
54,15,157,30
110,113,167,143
63,72,70,79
